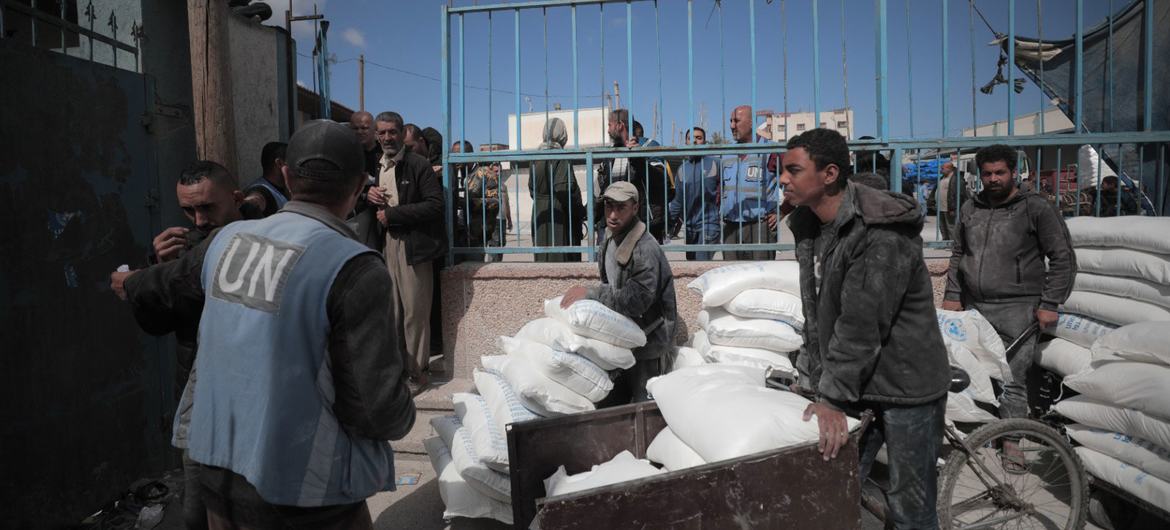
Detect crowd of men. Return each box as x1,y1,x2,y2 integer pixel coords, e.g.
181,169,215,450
104,91,1075,528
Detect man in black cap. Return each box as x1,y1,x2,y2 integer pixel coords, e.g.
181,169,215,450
561,181,678,404
117,120,416,527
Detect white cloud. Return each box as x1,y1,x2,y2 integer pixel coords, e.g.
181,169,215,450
342,27,366,49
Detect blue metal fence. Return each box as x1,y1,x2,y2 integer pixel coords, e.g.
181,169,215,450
439,0,1169,263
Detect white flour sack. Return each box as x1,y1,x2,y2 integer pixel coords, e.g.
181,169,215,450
1066,425,1170,483
497,336,613,402
646,427,708,471
471,369,539,438
543,450,665,498
452,393,510,473
699,308,803,353
671,346,706,371
945,340,998,405
687,261,802,307
514,318,636,371
1075,247,1170,285
1074,272,1170,309
935,309,1011,381
492,354,595,416
1091,322,1170,366
692,330,795,372
1065,216,1170,254
1076,448,1170,510
429,415,511,503
647,364,859,463
1060,290,1170,327
1055,396,1170,452
1049,313,1116,348
724,289,805,329
424,437,513,525
1036,338,1092,379
1064,362,1170,420
946,391,999,424
544,297,646,349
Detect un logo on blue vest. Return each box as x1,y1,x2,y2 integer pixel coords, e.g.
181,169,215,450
210,232,305,312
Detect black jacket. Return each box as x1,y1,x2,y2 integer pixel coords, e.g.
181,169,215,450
359,151,448,265
588,220,678,361
791,183,950,406
945,188,1076,311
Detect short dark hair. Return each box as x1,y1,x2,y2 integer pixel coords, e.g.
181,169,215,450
609,108,630,127
453,140,473,153
286,159,362,204
786,128,854,186
260,141,287,174
179,160,237,190
688,126,706,139
633,120,644,137
975,144,1017,172
375,111,404,129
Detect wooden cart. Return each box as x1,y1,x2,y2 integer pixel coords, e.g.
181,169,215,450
506,401,871,529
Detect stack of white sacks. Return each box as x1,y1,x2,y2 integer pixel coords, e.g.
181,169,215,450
1038,216,1170,379
424,296,645,524
934,309,1013,423
1055,322,1170,510
681,262,805,373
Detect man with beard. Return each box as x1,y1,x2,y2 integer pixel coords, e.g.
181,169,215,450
943,144,1075,474
594,109,671,241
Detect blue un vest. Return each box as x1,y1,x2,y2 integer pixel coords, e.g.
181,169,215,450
245,178,290,210
185,210,390,506
721,153,780,223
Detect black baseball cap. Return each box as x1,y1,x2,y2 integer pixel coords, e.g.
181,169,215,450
286,119,364,181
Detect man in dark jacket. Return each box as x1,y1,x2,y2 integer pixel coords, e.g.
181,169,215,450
943,144,1075,471
367,111,447,388
594,109,673,242
561,181,678,404
784,129,950,529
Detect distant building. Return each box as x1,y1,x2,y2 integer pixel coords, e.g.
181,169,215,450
508,107,612,150
756,108,854,142
961,107,1074,137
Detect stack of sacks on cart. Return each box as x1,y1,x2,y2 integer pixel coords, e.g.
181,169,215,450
424,297,644,524
934,309,1013,423
1037,216,1170,380
682,262,804,373
1054,322,1170,510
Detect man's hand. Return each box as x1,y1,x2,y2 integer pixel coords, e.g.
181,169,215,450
766,212,778,230
561,286,589,309
1036,308,1059,330
624,136,639,149
110,270,137,301
803,401,849,461
367,186,387,207
941,300,963,311
152,227,189,263
376,208,388,227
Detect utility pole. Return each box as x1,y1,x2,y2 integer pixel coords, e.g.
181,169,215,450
286,1,324,129
358,54,365,111
613,80,620,110
188,0,238,176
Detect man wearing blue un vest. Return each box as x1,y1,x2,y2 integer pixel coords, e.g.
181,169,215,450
721,105,781,261
159,120,416,527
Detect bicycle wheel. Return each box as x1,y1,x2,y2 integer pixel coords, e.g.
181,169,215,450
938,418,1089,530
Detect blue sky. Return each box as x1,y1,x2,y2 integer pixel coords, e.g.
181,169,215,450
287,0,1120,146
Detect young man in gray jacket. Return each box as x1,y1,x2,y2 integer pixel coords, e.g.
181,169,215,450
561,181,678,404
942,144,1075,472
784,128,950,529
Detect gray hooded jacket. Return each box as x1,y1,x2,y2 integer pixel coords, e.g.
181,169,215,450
587,219,678,361
790,182,950,406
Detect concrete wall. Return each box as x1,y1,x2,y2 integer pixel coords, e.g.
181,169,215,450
227,15,291,183
439,259,951,379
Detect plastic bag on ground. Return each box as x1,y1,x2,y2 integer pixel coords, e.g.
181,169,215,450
1091,322,1170,366
424,437,513,524
543,450,665,498
647,364,859,463
724,289,805,329
544,297,647,349
429,415,511,503
498,336,613,402
646,427,707,471
686,262,802,307
698,309,803,353
1066,424,1170,483
452,393,509,473
514,318,636,370
692,329,794,372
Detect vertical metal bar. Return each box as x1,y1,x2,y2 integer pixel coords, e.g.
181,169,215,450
1075,0,1084,133
586,151,596,261
488,11,494,149
782,0,790,141
626,0,633,136
514,8,521,150
459,14,465,153
1118,146,1125,214
968,0,977,136
600,3,605,145
1094,144,1103,216
441,6,453,265
1159,145,1165,215
60,0,66,52
655,0,663,143
30,0,36,47
1035,147,1042,193
812,0,820,131
903,0,913,137
719,1,726,139
572,5,579,148
1007,0,1015,136
1037,0,1044,133
688,0,694,145
1108,0,1114,132
876,0,888,139
1055,147,1062,211
942,0,948,137
891,147,902,193
1144,0,1154,131
750,0,758,139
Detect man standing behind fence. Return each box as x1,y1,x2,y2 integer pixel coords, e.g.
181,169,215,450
367,111,446,389
722,105,780,260
595,109,670,242
669,127,721,260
